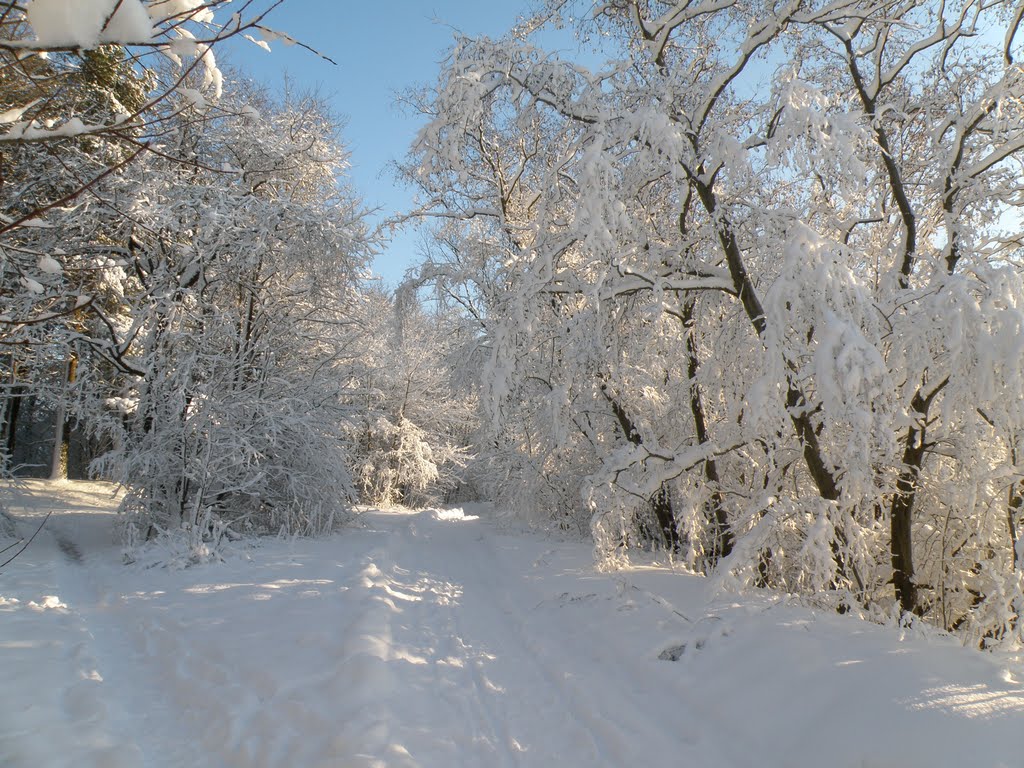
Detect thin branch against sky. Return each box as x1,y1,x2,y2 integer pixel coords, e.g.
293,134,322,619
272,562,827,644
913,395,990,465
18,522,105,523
223,1,533,286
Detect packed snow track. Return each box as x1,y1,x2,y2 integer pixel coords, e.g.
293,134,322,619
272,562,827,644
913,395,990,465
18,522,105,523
2,481,1024,767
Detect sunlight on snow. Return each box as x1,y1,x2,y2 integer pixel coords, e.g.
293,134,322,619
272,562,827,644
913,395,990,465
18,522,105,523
436,656,466,668
392,648,430,666
184,578,332,595
381,583,425,603
184,582,254,594
124,590,166,601
27,595,67,611
361,561,463,609
907,683,1024,719
0,640,48,649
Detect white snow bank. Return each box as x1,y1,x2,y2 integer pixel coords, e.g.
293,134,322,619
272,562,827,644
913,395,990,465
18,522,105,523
428,506,479,521
147,0,214,23
27,0,155,48
27,594,67,610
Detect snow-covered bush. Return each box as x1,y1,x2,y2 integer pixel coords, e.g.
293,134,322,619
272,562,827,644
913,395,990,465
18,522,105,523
90,89,372,539
345,289,473,508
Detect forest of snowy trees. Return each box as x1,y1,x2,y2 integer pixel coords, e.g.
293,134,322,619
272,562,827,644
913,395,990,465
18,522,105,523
0,1,473,546
4,0,1024,647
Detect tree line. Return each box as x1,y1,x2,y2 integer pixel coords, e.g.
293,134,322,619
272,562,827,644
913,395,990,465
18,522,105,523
403,0,1024,645
0,1,471,558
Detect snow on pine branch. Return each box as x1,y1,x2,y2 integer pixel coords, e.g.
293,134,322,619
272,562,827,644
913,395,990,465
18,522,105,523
25,0,157,47
0,1,293,145
0,0,307,333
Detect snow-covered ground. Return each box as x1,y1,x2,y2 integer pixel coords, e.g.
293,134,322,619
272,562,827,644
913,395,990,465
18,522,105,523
2,480,1023,768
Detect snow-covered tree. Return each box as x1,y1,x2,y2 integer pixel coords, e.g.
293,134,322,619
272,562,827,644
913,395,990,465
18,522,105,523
83,88,373,545
0,0,295,338
408,0,1024,639
0,1,303,482
344,286,474,508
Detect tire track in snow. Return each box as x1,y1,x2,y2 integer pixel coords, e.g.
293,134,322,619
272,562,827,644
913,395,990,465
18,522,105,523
50,528,210,768
384,512,622,768
314,548,404,764
401,512,746,768
443,528,631,768
393,519,520,768
443,610,522,768
322,529,516,767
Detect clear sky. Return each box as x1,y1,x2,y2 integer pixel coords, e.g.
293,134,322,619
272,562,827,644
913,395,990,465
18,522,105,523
222,1,536,287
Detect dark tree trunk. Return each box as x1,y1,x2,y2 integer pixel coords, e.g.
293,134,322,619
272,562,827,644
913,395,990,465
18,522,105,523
2,384,24,464
1009,442,1022,572
49,356,77,481
600,382,679,551
650,485,679,552
693,178,862,592
888,383,944,617
891,426,924,616
681,302,732,564
1009,487,1022,571
694,178,837,493
756,547,773,588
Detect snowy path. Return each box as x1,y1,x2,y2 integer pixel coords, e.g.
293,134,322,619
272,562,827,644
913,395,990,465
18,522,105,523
3,481,1024,767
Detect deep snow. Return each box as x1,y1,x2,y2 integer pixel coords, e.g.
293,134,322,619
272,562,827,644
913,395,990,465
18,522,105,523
2,479,1023,767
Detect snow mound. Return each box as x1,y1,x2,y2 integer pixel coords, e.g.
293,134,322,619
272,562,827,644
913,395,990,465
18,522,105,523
429,507,479,522
28,594,67,611
124,523,254,570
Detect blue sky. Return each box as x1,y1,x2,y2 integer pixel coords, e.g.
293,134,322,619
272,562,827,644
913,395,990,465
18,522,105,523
223,2,535,287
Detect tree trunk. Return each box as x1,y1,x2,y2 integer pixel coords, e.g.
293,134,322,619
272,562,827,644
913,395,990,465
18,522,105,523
600,381,679,551
891,427,923,616
650,485,679,552
2,384,24,467
48,356,77,481
694,178,860,591
1009,442,1022,572
693,179,838,498
755,547,773,588
681,302,732,564
887,383,944,617
2,352,23,469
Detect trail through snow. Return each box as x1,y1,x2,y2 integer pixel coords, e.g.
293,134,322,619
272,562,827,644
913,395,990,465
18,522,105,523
2,480,1024,767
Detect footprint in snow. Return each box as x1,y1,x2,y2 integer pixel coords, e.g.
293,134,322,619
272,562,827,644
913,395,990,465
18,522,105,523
658,638,705,661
